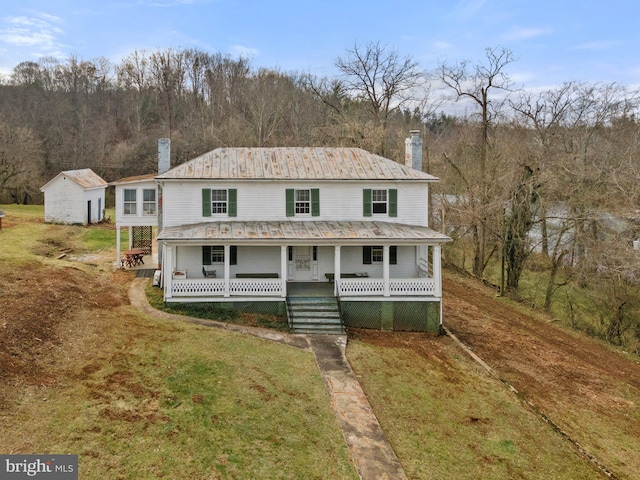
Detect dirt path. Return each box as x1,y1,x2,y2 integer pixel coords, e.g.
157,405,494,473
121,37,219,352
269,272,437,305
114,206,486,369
442,272,640,479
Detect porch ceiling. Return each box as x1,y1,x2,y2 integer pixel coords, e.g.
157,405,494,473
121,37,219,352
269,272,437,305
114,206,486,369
158,220,451,244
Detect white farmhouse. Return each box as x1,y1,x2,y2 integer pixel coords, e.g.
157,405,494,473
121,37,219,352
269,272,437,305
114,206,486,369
40,169,107,225
155,132,451,334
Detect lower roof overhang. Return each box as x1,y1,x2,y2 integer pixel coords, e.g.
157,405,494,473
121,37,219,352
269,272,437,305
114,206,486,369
157,220,451,245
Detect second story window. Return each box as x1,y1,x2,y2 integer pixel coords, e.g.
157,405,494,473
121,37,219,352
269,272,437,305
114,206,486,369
295,189,310,214
143,189,156,215
363,188,397,217
372,189,388,214
211,189,228,214
124,189,136,215
286,188,320,217
202,188,237,217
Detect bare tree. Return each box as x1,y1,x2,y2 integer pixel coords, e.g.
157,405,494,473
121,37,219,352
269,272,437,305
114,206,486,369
438,47,517,278
308,42,424,155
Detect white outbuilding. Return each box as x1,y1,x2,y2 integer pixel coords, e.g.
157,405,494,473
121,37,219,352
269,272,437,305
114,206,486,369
40,168,108,225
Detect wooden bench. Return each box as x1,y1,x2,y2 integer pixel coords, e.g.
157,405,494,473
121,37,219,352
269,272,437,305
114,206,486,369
325,272,368,282
235,273,279,278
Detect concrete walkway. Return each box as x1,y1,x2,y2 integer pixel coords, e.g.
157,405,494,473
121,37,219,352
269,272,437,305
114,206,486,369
128,278,407,480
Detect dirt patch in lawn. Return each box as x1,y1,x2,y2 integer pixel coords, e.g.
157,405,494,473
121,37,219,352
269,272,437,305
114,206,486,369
0,260,132,407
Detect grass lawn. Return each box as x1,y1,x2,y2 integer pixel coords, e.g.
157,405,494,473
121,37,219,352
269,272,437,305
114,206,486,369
346,333,602,479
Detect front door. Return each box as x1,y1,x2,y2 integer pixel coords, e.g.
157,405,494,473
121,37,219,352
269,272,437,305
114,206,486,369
293,246,312,281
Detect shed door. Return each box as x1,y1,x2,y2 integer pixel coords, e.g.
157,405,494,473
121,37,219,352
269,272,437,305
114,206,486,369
87,200,92,224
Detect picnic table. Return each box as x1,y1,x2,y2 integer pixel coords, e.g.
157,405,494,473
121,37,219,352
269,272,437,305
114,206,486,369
122,248,145,268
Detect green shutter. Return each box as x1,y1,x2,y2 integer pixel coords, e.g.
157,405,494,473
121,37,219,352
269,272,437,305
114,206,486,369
230,245,238,265
390,246,397,265
228,189,237,217
389,189,397,217
202,246,212,265
311,188,320,217
202,189,211,217
363,189,372,217
286,189,295,217
363,246,372,265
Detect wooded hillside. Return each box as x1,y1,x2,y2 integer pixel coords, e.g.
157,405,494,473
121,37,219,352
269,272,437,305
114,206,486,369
2,44,640,353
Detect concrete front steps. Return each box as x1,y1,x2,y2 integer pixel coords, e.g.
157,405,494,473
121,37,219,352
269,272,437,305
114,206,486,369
287,296,344,334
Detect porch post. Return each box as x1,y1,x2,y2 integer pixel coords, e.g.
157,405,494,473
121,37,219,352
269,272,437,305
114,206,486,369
280,245,288,297
128,226,133,249
334,245,341,296
116,226,121,267
223,244,231,297
433,244,442,297
433,243,443,326
383,245,390,297
164,244,173,300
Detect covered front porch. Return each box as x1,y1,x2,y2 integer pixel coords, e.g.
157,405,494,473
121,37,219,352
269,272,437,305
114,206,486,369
161,242,443,302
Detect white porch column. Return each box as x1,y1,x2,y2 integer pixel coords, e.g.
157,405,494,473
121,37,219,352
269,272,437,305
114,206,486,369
433,244,442,297
334,245,341,296
116,226,121,266
128,226,133,249
383,245,390,297
164,244,173,300
280,245,288,297
224,244,231,297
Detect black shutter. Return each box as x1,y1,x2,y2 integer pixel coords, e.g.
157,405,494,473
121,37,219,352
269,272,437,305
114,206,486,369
390,246,397,265
230,245,237,265
202,246,212,265
363,246,372,265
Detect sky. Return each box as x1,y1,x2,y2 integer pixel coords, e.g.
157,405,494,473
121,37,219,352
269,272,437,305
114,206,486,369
1,0,639,95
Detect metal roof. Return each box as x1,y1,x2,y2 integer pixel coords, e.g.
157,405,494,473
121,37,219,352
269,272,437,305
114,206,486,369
40,168,108,191
158,220,450,244
110,173,157,185
156,147,438,182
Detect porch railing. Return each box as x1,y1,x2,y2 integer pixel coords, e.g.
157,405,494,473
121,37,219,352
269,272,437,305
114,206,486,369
170,277,437,298
339,277,437,297
171,278,283,297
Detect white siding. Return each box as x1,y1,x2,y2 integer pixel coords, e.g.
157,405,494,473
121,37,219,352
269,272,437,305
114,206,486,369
161,181,429,227
114,182,159,227
43,177,104,225
174,245,284,278
84,188,105,224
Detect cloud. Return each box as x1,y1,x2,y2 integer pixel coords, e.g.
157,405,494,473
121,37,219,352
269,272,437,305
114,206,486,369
0,14,65,52
229,44,259,59
451,0,488,21
503,27,551,41
571,40,618,51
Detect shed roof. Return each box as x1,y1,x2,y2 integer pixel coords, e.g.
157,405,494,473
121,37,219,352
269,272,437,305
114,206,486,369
158,220,450,244
40,168,108,191
156,147,438,182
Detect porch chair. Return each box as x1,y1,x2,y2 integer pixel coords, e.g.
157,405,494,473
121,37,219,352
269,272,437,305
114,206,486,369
202,266,217,278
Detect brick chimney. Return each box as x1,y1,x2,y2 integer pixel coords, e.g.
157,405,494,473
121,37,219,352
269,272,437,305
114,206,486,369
404,130,423,171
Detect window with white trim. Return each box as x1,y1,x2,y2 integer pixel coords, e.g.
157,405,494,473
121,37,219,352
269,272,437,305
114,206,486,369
124,189,136,215
371,246,384,263
295,189,310,214
143,189,156,215
211,189,228,214
210,246,225,263
372,189,388,214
